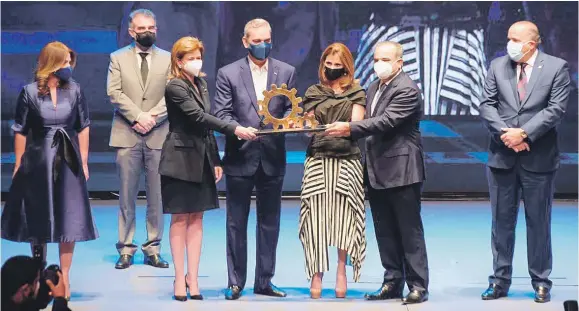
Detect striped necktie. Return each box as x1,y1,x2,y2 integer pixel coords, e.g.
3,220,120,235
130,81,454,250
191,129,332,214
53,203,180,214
517,63,528,102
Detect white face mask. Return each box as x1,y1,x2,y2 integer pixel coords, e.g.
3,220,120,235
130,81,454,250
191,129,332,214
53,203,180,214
183,60,203,77
507,40,531,62
374,60,396,80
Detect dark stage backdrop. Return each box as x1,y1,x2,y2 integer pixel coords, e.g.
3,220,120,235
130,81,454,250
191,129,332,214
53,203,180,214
1,1,577,195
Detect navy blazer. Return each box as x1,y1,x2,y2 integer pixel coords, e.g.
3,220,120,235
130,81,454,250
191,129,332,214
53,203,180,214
479,52,571,172
212,57,297,177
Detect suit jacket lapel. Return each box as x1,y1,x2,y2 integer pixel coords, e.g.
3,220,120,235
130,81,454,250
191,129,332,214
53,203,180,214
240,59,259,113
519,52,545,110
372,83,395,117
267,61,278,91
371,73,402,117
143,46,158,92
130,44,145,90
197,79,211,112
185,78,205,110
365,82,379,118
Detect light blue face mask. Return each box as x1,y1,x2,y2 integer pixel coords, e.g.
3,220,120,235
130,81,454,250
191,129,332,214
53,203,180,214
507,40,531,62
248,42,272,60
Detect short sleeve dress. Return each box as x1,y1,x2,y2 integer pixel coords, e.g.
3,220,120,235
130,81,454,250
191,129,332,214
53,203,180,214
1,81,99,244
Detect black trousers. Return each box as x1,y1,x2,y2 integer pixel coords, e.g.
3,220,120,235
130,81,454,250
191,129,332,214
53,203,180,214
487,164,556,289
225,164,284,290
367,182,429,292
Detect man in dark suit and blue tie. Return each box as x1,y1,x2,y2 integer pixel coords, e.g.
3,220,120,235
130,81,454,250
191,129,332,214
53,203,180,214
479,21,571,303
212,18,297,300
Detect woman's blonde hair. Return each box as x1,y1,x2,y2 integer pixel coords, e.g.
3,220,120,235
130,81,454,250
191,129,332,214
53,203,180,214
318,42,356,89
35,41,76,96
170,36,206,79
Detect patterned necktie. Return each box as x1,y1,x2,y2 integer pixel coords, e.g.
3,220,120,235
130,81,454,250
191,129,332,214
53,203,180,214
139,52,149,85
517,63,528,102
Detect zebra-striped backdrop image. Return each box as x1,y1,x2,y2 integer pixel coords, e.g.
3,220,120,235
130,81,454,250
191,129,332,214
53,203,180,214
1,1,577,194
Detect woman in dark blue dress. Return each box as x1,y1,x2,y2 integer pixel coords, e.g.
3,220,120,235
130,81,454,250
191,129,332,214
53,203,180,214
1,41,99,300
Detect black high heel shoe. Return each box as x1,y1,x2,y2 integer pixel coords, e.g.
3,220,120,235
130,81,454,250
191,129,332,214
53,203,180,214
173,279,187,301
185,274,204,300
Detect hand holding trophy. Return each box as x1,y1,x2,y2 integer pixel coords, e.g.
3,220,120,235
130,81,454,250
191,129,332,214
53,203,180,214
255,84,326,135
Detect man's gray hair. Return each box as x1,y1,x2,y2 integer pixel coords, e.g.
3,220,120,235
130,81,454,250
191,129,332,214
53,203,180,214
129,9,156,29
244,18,271,38
375,41,404,59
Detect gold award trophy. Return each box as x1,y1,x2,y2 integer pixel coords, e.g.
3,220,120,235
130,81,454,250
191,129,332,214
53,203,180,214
255,83,326,135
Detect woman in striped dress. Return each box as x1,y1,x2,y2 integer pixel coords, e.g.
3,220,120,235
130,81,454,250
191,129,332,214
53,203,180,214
299,42,366,299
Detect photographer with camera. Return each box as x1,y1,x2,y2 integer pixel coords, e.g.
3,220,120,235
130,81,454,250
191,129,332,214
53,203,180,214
2,255,71,311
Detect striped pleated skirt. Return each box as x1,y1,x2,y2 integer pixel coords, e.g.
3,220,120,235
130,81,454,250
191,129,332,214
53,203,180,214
299,156,366,282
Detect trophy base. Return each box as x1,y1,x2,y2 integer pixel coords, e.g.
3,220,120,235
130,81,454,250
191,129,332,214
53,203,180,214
255,125,327,136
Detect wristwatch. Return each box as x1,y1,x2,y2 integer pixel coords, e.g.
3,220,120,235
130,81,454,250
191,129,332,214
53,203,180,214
520,130,528,139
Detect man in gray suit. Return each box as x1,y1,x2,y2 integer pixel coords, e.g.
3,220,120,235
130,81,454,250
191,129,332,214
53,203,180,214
107,8,170,269
479,21,571,303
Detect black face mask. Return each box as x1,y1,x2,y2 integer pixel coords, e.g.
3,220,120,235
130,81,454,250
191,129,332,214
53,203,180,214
325,67,345,81
135,31,156,48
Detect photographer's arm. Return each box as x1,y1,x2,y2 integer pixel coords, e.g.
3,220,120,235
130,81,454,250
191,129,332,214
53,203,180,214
46,271,71,311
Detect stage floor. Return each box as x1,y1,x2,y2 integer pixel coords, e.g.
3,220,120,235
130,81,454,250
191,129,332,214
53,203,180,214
1,200,578,311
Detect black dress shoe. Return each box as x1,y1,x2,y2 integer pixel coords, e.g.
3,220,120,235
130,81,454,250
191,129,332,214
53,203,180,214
534,286,550,303
481,284,508,300
115,254,133,269
364,283,404,300
254,283,287,297
225,285,242,300
144,254,169,268
402,290,428,304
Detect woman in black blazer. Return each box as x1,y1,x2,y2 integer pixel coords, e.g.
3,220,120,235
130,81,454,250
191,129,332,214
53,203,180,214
159,36,256,301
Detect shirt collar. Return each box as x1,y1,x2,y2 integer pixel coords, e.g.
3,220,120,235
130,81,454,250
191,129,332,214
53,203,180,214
135,45,152,54
248,56,268,73
525,49,539,67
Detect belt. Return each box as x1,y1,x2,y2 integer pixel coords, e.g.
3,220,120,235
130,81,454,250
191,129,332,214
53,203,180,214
52,128,80,183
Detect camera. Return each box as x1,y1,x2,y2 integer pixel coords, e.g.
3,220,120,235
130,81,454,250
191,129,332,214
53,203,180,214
33,264,61,309
43,264,61,286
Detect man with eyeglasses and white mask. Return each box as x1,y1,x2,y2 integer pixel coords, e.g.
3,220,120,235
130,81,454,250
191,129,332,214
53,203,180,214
107,8,171,270
479,21,571,303
326,41,429,305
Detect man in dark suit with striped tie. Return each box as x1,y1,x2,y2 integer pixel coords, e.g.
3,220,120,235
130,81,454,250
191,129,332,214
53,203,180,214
479,21,571,303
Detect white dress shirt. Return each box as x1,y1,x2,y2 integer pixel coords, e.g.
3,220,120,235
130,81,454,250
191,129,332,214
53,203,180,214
516,49,538,82
248,57,269,109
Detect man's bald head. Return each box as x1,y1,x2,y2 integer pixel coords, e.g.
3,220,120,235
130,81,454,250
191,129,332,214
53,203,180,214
508,21,542,44
507,21,541,63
